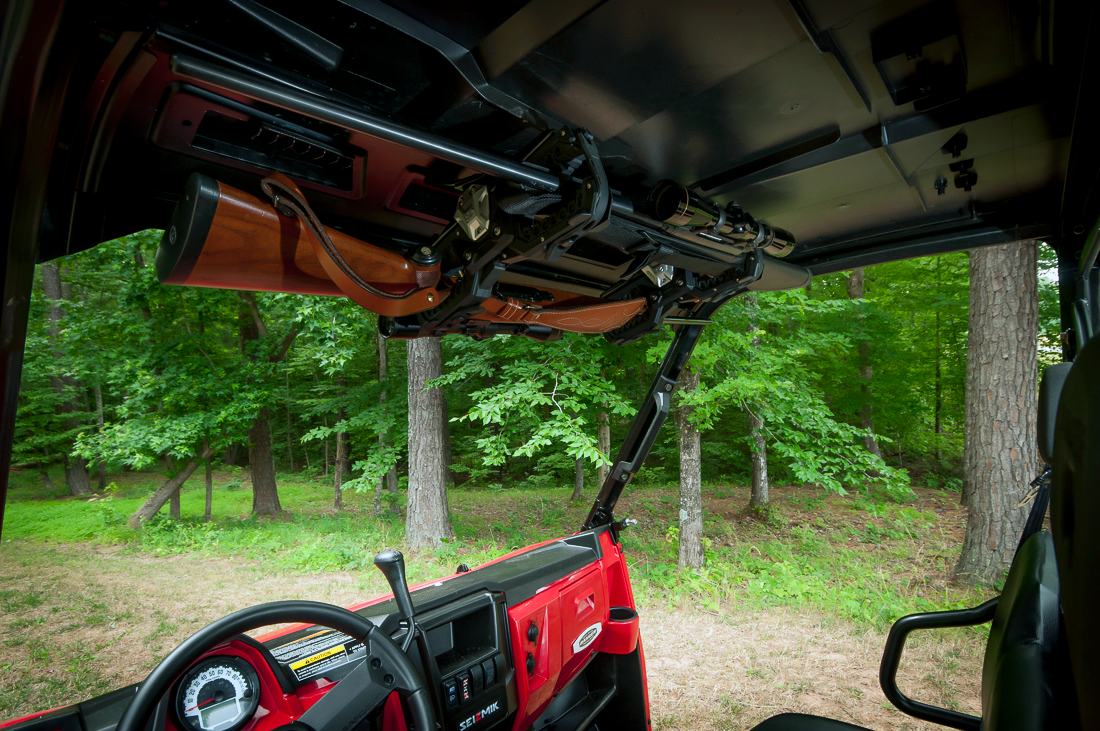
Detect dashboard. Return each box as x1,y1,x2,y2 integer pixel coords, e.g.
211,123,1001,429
0,527,649,731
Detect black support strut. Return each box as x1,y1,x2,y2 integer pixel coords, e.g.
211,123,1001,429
581,324,706,531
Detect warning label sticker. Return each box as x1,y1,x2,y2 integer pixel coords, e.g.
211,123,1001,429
270,629,366,682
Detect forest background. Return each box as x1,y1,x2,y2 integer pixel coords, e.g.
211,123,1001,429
5,231,1060,573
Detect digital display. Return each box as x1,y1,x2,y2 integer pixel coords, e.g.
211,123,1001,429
199,699,239,730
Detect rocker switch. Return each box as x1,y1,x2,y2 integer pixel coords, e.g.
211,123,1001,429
481,658,496,686
458,672,472,702
469,662,484,692
527,621,539,642
443,678,458,709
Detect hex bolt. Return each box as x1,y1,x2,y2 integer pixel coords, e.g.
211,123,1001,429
675,279,684,286
664,384,673,392
420,247,433,257
427,293,435,303
493,225,502,236
464,251,473,261
540,236,545,243
585,182,592,189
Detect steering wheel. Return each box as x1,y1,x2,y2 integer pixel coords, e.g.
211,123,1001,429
115,600,435,731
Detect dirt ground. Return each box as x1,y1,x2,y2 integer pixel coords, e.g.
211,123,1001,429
0,541,983,730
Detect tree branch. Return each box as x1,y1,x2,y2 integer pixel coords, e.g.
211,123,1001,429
269,325,300,363
236,292,269,337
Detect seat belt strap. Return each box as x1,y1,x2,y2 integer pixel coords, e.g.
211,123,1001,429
1015,465,1052,556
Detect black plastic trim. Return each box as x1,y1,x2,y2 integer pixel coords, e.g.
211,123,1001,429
269,530,604,650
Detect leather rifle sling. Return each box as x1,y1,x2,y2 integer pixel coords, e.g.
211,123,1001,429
259,173,445,317
478,296,647,334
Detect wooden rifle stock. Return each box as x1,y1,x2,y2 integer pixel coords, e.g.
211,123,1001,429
156,173,444,316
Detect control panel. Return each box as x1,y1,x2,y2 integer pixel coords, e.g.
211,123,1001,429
440,653,508,729
418,592,516,731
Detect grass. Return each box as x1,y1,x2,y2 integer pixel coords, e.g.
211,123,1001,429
3,467,992,628
1,466,993,724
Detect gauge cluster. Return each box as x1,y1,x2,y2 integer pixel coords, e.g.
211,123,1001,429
174,657,261,731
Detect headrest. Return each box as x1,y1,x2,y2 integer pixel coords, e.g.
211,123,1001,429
1038,362,1072,465
1050,335,1100,731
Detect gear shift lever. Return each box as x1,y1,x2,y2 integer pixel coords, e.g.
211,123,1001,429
374,548,417,651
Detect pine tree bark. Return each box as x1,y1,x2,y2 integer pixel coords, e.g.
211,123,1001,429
127,445,214,528
846,268,883,457
375,331,399,515
596,405,610,486
41,262,92,495
745,294,770,514
954,242,1039,585
406,337,453,548
676,367,704,569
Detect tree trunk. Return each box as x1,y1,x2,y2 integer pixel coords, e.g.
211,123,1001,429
334,401,347,510
745,294,770,515
205,455,213,522
249,410,282,515
934,256,944,463
406,337,453,549
238,300,294,516
676,367,704,569
846,268,883,458
127,446,214,528
94,384,108,490
935,311,943,462
954,242,1039,585
572,457,584,500
285,369,295,471
375,331,399,516
64,461,92,496
41,262,92,496
169,487,181,519
596,409,610,486
749,410,770,514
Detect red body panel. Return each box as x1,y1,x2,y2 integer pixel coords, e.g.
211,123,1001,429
3,530,650,731
0,710,62,729
506,530,645,730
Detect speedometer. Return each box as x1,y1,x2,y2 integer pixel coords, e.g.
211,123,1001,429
174,657,261,731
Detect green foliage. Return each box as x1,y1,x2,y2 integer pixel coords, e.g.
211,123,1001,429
439,334,636,468
14,232,1018,527
682,290,912,498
